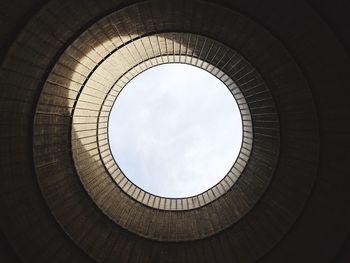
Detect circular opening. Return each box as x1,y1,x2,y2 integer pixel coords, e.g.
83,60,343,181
108,63,243,198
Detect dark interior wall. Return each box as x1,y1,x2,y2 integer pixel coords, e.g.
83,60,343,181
0,0,349,262
0,230,21,263
0,0,48,59
0,1,94,262
307,0,350,56
334,235,350,263
1,2,48,262
258,1,350,262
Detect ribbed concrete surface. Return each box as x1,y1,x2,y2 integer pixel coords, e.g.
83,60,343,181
72,34,256,212
34,28,274,241
0,0,349,262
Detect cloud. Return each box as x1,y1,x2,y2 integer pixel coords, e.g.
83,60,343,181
108,63,242,198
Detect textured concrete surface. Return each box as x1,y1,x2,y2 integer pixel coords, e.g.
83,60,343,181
0,0,349,262
35,28,270,241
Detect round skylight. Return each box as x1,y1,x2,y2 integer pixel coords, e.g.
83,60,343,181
108,63,243,198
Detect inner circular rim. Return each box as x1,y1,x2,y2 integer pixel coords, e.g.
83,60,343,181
32,9,281,241
107,63,244,198
97,55,253,211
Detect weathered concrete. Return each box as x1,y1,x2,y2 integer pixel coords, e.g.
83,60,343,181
0,0,349,262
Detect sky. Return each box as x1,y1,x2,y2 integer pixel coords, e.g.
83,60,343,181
108,63,242,198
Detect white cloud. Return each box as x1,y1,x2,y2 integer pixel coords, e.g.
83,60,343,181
108,64,242,198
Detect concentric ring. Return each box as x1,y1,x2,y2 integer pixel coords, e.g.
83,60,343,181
34,10,279,241
92,41,254,211
26,0,319,260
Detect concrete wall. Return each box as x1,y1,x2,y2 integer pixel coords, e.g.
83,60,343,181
0,0,349,262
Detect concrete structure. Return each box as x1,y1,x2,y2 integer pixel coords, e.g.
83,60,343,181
0,0,349,262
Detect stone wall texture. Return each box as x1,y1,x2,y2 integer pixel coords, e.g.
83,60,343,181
0,0,350,262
